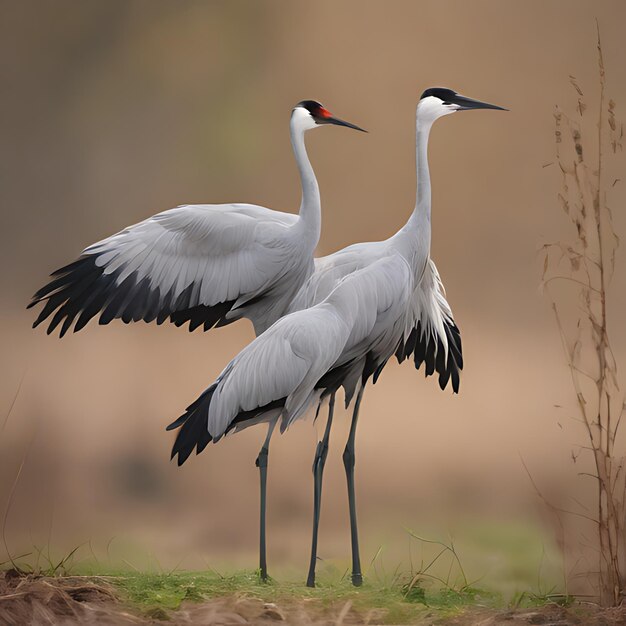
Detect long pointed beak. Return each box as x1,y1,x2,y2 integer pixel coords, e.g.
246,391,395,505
325,115,368,132
453,94,508,111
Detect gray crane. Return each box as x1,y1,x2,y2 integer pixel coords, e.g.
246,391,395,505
28,100,364,338
28,99,365,583
168,88,506,586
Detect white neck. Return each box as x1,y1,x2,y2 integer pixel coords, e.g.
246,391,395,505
290,113,321,243
411,115,434,229
393,108,434,268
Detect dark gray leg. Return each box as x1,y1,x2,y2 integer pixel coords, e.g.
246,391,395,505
306,393,335,588
343,386,364,586
255,421,276,582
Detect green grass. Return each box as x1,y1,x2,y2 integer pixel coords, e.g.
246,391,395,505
92,568,503,623
0,558,563,625
0,521,569,623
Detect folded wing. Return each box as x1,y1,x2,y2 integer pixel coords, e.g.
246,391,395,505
167,305,350,465
168,255,413,464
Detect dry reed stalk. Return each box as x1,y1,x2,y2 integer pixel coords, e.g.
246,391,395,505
541,23,624,606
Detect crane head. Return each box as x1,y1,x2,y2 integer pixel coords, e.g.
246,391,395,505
292,100,367,133
418,87,507,122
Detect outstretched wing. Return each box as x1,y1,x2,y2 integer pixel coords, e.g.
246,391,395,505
29,203,297,336
396,258,463,392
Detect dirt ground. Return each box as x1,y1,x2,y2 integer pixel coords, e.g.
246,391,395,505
1,572,626,626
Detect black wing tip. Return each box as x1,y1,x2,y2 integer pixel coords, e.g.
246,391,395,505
173,449,191,466
30,252,241,337
29,255,109,336
169,445,193,466
167,385,218,466
371,359,387,384
168,388,288,466
165,415,185,431
401,318,463,393
169,299,238,334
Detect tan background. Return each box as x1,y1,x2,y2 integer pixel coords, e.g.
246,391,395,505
1,0,625,591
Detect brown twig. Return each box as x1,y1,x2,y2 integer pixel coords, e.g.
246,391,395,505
539,23,624,606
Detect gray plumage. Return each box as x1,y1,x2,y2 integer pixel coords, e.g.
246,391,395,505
169,253,413,463
29,102,365,337
169,87,509,458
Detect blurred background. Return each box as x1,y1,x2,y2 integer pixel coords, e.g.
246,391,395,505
1,0,625,594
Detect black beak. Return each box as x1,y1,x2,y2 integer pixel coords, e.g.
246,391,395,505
452,94,508,111
323,116,367,132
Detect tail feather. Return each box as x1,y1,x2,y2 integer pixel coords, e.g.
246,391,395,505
168,379,289,465
167,384,217,466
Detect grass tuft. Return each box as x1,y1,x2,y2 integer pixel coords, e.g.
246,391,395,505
101,568,504,623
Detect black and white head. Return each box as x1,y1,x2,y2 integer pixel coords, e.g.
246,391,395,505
417,87,507,123
291,100,367,133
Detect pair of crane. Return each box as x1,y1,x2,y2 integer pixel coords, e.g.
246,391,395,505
29,87,505,587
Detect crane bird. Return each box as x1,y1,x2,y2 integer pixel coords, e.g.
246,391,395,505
167,88,506,586
28,99,365,583
28,100,364,339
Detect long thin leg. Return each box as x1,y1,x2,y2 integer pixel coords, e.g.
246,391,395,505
256,420,276,582
343,385,365,586
306,393,335,588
